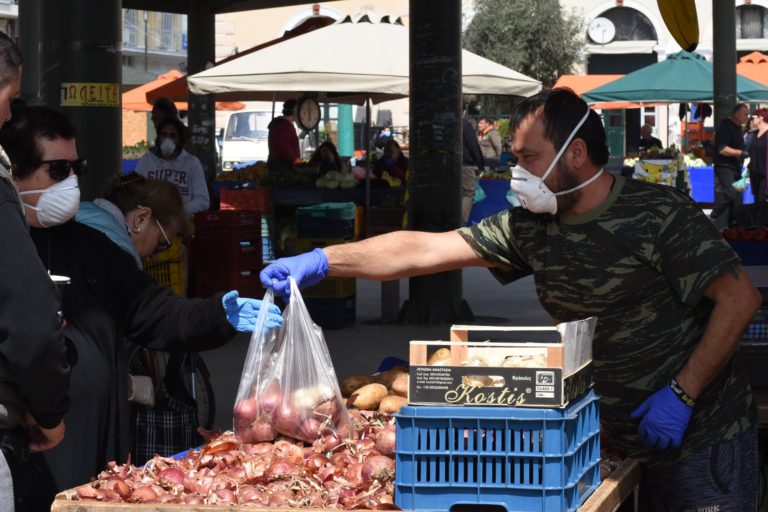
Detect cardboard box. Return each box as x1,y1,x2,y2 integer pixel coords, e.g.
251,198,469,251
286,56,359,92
408,319,595,408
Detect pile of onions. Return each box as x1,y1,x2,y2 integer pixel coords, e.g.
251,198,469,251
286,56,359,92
68,410,398,509
234,380,350,445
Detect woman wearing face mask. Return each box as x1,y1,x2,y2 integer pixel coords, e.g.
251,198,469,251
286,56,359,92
135,116,210,215
0,105,282,507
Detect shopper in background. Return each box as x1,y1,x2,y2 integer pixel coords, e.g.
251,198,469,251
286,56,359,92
309,141,343,176
1,105,282,508
477,116,502,168
150,97,178,131
373,139,408,183
262,88,761,510
135,116,210,215
637,123,663,152
267,99,300,173
461,112,485,225
747,108,768,225
0,31,72,512
710,103,750,227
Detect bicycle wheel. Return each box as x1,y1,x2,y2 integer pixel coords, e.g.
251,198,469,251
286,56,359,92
185,354,216,430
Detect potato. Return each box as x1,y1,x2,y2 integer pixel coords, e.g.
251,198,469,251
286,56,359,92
340,375,375,397
427,348,451,366
378,395,408,414
390,372,409,398
375,370,407,389
349,383,388,410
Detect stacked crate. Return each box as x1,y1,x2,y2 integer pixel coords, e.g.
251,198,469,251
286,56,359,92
191,210,263,298
295,202,357,329
395,323,600,511
219,188,275,262
142,237,186,296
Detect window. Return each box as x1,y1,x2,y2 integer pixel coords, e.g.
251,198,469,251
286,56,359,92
124,9,137,47
592,7,657,43
161,13,173,50
736,5,768,39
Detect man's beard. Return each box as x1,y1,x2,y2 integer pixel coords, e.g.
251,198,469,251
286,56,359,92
547,160,582,214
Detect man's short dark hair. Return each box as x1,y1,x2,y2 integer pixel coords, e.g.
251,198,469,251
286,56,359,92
282,99,297,116
156,116,187,148
0,105,76,180
0,31,21,89
152,97,178,120
510,88,610,168
478,116,495,124
733,103,748,115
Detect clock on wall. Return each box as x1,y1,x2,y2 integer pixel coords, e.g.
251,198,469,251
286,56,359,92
588,17,616,45
297,97,321,131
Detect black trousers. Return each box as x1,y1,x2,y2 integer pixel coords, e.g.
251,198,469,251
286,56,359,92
710,165,742,226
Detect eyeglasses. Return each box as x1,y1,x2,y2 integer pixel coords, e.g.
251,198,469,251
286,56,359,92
39,159,88,181
154,218,172,254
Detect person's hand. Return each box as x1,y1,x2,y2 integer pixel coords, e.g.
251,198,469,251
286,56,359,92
259,248,328,299
630,384,693,451
222,291,283,331
23,414,65,453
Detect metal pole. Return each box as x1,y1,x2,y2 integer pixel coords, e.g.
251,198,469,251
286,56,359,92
18,0,40,103
712,1,736,128
143,11,148,72
364,97,371,233
40,0,121,201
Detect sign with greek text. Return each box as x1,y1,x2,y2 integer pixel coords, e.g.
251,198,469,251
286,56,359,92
60,83,119,107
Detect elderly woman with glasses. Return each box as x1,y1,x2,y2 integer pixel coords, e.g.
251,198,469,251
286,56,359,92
0,105,282,507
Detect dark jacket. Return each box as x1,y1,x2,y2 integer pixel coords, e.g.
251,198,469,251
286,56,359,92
30,221,235,494
714,117,744,169
462,119,485,170
0,177,69,431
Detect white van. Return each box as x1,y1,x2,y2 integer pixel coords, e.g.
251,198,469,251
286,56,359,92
220,110,273,172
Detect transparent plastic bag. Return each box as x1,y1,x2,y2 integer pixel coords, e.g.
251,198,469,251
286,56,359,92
233,279,350,444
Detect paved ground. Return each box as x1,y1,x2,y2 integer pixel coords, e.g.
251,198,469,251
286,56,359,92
200,267,551,430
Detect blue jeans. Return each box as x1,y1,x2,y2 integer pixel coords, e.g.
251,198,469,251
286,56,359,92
638,426,758,512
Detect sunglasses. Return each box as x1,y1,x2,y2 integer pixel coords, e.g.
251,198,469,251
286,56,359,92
39,159,88,181
154,218,172,254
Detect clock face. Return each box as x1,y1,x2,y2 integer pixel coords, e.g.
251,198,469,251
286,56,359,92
588,17,616,45
298,98,321,130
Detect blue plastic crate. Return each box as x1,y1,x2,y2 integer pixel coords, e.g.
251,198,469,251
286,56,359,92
394,390,600,512
296,202,357,220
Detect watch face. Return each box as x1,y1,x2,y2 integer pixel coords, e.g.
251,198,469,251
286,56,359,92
588,17,615,45
298,98,321,130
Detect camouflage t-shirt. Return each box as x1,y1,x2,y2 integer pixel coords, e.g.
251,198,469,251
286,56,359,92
458,175,756,466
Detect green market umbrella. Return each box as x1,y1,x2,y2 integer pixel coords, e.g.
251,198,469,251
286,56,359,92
582,51,768,103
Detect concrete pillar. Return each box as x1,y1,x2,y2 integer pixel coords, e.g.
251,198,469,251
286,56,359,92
187,0,216,182
39,0,121,201
18,0,40,103
400,0,473,324
712,1,737,128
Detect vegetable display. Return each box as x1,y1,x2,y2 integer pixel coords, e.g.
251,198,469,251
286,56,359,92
67,411,398,509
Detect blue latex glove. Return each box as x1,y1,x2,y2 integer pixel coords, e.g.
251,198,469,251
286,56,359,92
259,248,329,299
221,291,283,332
630,385,693,451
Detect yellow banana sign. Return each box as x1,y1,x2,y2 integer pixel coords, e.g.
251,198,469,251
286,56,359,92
658,0,699,52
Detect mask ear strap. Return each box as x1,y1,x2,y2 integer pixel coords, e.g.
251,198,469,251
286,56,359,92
541,108,591,182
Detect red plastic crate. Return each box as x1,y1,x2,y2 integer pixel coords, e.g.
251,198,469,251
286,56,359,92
194,210,261,231
219,188,272,213
193,267,264,299
191,236,262,270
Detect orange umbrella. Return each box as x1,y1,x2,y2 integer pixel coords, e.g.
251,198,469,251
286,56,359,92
553,74,653,109
737,51,768,86
122,69,244,111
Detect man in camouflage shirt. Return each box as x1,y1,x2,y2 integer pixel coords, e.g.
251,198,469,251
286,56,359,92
261,89,761,510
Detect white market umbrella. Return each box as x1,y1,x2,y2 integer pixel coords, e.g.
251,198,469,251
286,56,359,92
188,12,541,103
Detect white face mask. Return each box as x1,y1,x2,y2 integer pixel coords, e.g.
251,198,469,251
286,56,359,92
509,109,603,215
159,137,177,157
18,174,80,227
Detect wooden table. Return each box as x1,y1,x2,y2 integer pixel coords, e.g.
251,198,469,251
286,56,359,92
580,458,641,512
53,458,642,512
